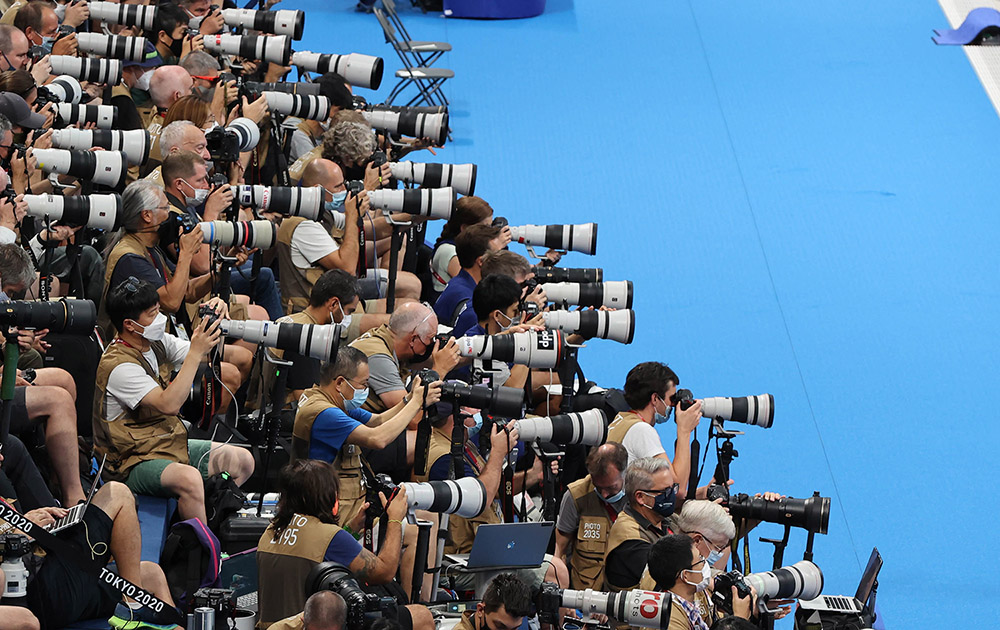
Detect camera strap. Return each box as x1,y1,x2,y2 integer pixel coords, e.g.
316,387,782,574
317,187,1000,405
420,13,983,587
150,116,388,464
0,500,182,625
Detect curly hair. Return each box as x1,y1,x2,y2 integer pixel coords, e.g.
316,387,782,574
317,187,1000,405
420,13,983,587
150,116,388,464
321,121,375,167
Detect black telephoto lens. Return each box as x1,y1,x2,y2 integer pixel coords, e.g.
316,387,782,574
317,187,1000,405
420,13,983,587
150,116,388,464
0,299,96,334
438,382,526,418
728,492,830,534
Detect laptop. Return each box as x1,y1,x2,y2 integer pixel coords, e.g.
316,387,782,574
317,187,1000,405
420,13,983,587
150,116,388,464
220,548,259,611
446,522,553,570
798,547,882,614
46,455,106,535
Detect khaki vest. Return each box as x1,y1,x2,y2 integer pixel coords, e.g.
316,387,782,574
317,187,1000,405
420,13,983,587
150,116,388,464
567,476,616,590
256,514,342,628
276,217,325,314
349,325,404,414
607,410,645,449
601,509,664,592
288,145,321,184
292,387,366,529
93,340,190,481
415,426,501,554
100,234,173,338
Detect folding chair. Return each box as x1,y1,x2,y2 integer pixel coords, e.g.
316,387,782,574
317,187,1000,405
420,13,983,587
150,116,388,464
374,8,453,108
381,0,452,68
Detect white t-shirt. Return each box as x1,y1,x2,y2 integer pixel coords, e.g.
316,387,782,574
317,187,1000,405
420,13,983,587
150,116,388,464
430,242,457,292
290,220,341,269
104,335,191,421
620,420,667,462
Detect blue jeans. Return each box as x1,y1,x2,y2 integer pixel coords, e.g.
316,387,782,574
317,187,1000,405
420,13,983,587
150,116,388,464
230,261,282,320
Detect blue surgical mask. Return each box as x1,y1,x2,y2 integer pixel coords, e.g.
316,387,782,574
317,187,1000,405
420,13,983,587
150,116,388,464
597,487,625,504
342,380,369,411
653,396,672,425
324,188,347,211
466,412,483,439
706,548,724,566
39,37,54,55
641,484,678,518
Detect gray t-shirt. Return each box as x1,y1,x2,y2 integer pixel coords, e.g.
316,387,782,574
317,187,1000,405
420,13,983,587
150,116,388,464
367,353,405,396
556,486,627,534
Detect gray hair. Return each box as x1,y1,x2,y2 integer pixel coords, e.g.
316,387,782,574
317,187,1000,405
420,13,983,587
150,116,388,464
623,457,672,510
675,500,736,542
180,51,219,76
160,120,197,155
105,180,165,256
322,121,375,167
0,243,35,290
303,591,347,630
0,113,12,138
388,301,436,338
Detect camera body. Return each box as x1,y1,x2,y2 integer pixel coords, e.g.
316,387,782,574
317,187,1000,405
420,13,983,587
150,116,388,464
198,303,221,328
0,533,31,599
206,126,242,164
671,388,695,411
190,587,237,628
712,570,753,615
369,150,387,169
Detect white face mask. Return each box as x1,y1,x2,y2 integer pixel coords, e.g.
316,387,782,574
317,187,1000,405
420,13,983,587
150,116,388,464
134,313,167,342
134,70,153,92
180,179,209,206
683,561,712,592
332,300,352,330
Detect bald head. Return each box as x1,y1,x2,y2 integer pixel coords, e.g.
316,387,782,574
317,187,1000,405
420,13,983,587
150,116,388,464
389,301,436,338
0,26,29,70
302,591,346,630
301,158,347,206
149,65,193,109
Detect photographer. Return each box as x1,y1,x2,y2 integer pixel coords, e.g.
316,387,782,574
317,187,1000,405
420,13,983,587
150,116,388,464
95,277,255,522
152,2,201,66
554,443,628,591
601,457,676,592
433,223,507,332
608,362,701,500
115,42,164,132
479,249,549,312
430,195,495,293
452,572,532,630
321,120,391,188
13,1,77,58
288,73,353,163
292,347,442,527
257,460,432,630
645,534,753,629
0,25,29,72
149,64,194,114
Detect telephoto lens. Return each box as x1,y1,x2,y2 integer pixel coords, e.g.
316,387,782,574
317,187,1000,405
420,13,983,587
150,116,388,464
532,265,603,284
543,281,633,310
50,129,152,166
290,52,384,90
388,162,476,196
75,33,149,63
235,185,323,220
743,561,824,603
23,193,122,231
204,34,292,66
399,477,487,518
438,382,525,418
219,319,341,362
262,92,330,121
38,75,83,104
701,394,774,428
88,1,158,30
0,298,96,335
33,148,127,189
221,8,304,39
541,309,635,344
537,583,672,629
198,220,277,250
457,330,565,369
728,492,830,534
513,409,608,446
366,187,456,220
364,102,447,115
361,110,449,148
54,103,118,130
49,56,122,85
508,223,598,256
245,81,320,96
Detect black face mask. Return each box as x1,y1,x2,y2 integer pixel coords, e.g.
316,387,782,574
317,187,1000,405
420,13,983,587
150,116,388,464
410,337,433,364
167,36,184,58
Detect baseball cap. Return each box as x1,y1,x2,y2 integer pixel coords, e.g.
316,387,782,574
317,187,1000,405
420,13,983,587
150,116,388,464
125,41,164,69
0,92,45,129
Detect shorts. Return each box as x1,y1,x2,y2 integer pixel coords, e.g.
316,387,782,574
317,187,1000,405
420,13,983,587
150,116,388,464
28,507,120,630
445,553,554,593
124,439,213,497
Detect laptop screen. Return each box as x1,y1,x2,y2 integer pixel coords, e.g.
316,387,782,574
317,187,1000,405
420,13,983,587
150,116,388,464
854,547,882,604
220,549,258,597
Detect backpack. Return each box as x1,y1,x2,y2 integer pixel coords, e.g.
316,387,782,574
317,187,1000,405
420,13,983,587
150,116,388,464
204,472,247,535
159,518,222,610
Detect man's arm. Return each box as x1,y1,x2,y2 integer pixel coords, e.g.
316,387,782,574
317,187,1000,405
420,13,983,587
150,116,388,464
347,380,440,450
471,425,516,513
158,227,203,312
139,322,219,415
347,489,407,584
671,400,702,500
554,530,574,566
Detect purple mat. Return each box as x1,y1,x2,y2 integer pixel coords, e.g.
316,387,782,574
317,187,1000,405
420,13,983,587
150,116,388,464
933,7,1000,44
444,0,545,19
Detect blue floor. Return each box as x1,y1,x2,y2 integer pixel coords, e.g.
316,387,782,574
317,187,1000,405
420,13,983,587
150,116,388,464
294,1,1000,626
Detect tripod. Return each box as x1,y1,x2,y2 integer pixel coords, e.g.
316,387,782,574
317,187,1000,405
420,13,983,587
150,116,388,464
253,349,292,517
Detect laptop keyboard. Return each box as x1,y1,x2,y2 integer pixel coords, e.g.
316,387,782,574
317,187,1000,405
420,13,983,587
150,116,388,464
237,591,258,610
46,503,85,533
823,596,858,611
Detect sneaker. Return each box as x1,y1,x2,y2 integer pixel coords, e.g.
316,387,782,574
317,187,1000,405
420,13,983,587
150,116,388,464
109,602,179,630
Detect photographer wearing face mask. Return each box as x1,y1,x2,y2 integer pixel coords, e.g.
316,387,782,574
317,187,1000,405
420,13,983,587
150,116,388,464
288,73,354,163
97,277,255,522
600,457,677,593
13,2,77,58
608,362,703,502
554,443,628,591
646,534,754,630
452,573,532,630
291,346,441,530
116,42,165,132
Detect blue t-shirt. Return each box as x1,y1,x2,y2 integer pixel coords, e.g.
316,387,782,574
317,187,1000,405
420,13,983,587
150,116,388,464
434,269,477,331
323,528,363,565
309,406,373,462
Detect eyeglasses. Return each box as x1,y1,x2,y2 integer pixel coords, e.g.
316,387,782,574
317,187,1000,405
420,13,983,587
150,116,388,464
415,301,435,343
190,75,221,84
122,276,141,293
639,483,679,496
688,557,707,571
692,531,728,553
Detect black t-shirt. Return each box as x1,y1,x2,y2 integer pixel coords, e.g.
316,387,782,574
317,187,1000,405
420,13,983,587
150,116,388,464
109,247,175,292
